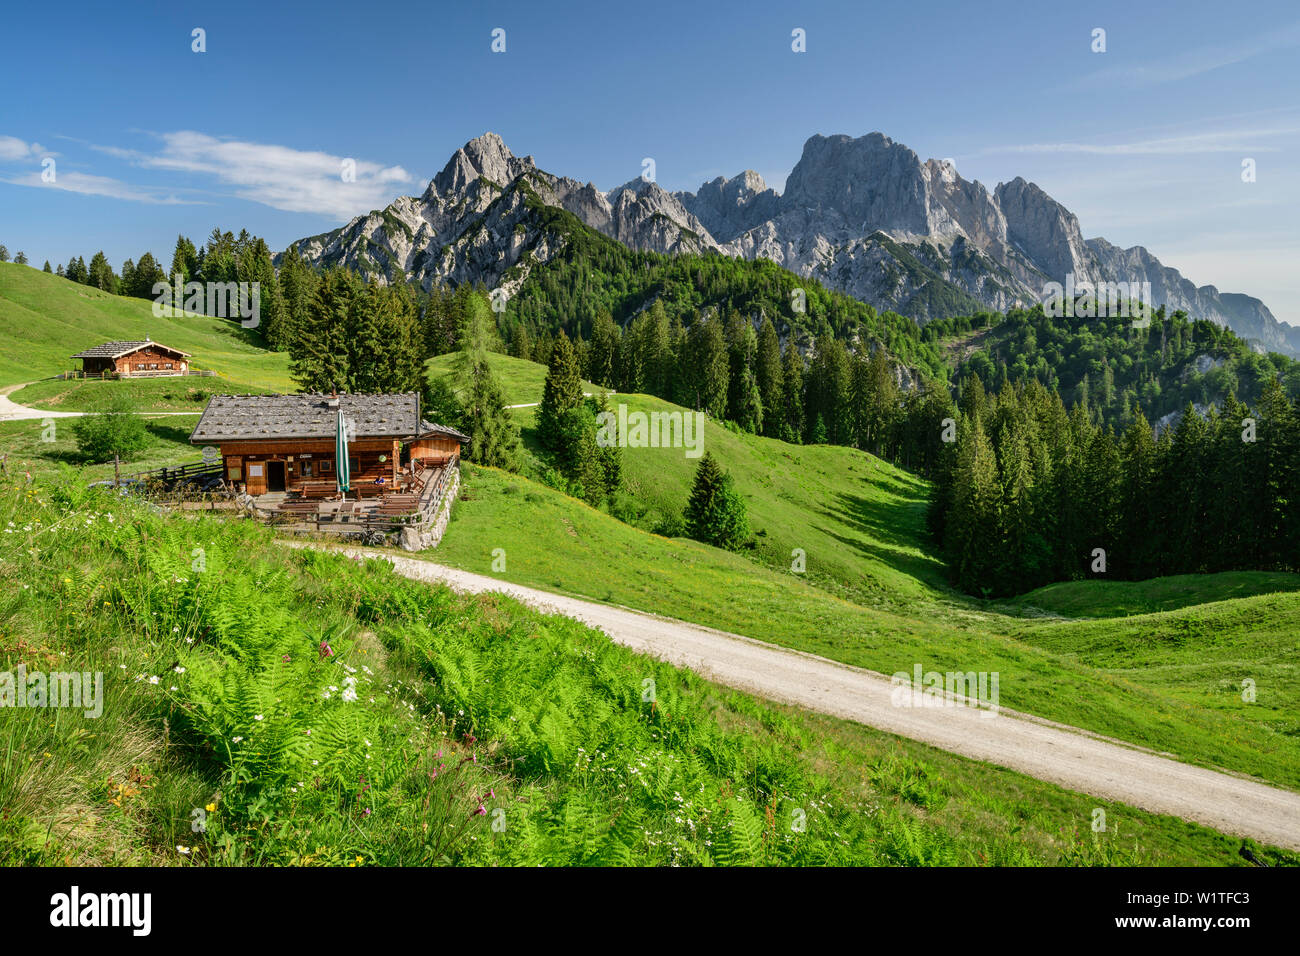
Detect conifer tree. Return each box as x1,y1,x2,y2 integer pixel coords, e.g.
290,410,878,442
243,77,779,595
946,416,1000,593
684,452,750,551
453,292,521,471
508,322,532,360
780,340,804,443
348,281,423,393
1256,377,1297,567
587,311,620,388
1118,413,1157,577
538,331,584,453
805,335,850,444
684,318,729,418
289,267,355,393
170,235,199,284
755,317,784,438
87,251,115,292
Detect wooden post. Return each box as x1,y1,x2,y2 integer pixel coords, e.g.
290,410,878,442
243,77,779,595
113,454,121,489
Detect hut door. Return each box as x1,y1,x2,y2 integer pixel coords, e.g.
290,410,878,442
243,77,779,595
246,462,266,496
267,461,286,492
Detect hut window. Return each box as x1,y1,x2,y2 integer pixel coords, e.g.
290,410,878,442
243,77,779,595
320,460,332,474
301,461,313,477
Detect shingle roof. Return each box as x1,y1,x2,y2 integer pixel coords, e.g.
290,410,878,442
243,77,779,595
417,420,470,442
72,340,190,359
190,393,420,442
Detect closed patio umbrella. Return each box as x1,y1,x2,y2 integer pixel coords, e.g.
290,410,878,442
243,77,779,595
335,409,351,497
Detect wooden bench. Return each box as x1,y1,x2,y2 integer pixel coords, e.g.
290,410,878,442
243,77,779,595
355,480,397,498
374,497,420,518
299,480,337,500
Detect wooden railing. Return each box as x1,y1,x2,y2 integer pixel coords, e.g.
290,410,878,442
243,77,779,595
417,453,459,529
57,369,216,380
128,460,225,485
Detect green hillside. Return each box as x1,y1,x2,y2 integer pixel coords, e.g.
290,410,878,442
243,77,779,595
424,352,1300,795
0,262,292,393
1009,592,1300,745
9,470,1284,866
930,305,1300,429
432,461,1300,790
429,351,947,607
428,350,598,408
1008,572,1300,619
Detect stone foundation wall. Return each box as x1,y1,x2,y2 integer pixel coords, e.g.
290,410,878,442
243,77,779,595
398,465,460,552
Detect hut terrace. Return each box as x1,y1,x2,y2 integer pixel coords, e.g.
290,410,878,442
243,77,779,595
189,392,466,545
70,338,192,378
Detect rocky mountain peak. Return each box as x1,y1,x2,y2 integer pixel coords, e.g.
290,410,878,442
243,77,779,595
781,132,930,234
675,170,780,242
429,131,534,198
994,176,1096,284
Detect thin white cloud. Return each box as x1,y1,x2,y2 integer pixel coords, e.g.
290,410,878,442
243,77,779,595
983,127,1297,156
1,170,196,205
0,135,49,160
1073,21,1300,88
95,131,413,219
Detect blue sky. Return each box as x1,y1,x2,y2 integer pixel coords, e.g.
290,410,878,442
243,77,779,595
2,0,1297,323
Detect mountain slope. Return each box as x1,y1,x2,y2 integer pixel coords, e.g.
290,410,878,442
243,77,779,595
421,350,1300,792
288,131,1293,354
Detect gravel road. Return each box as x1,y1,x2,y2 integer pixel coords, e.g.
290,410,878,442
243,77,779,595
297,542,1300,851
0,382,201,422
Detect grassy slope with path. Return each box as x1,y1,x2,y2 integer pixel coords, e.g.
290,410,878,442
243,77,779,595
0,262,292,395
3,473,1278,865
436,462,1300,790
427,352,1300,791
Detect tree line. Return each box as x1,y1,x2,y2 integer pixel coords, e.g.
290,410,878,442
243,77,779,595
531,300,954,473
927,305,1300,431
927,375,1300,597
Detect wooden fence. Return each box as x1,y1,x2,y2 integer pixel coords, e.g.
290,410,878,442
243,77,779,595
128,460,225,485
57,369,216,380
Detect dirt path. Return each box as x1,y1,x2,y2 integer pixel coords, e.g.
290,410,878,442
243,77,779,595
507,390,609,410
290,541,1300,851
0,382,199,422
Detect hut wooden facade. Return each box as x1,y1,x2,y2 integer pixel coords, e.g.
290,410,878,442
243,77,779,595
410,421,470,466
189,393,465,499
72,339,191,377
